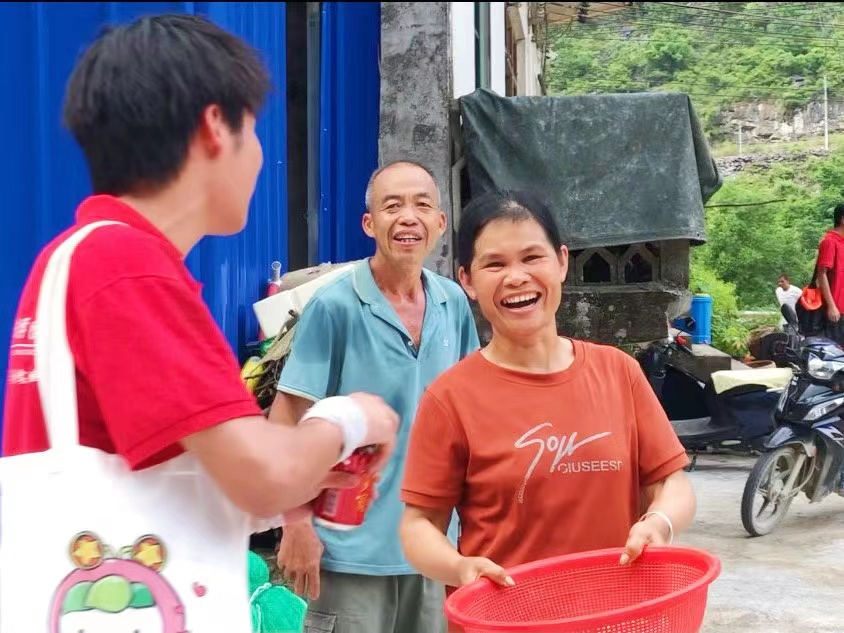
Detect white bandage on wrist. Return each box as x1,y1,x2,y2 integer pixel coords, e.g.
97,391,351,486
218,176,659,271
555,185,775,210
640,510,674,545
299,396,368,463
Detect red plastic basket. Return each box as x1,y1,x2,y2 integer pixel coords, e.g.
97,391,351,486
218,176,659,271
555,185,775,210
444,547,721,633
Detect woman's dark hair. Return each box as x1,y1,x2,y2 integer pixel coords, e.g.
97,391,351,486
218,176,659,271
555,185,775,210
63,14,271,196
456,190,563,270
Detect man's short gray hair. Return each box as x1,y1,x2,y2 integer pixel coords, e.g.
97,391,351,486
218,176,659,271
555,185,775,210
364,160,441,211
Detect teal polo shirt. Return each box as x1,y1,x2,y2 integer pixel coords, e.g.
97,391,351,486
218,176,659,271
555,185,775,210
277,258,480,575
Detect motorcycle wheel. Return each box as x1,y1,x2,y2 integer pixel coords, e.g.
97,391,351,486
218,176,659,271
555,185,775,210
741,446,804,537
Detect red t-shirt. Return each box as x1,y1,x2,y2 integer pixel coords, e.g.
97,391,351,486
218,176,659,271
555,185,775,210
401,340,689,576
2,195,261,469
817,230,844,311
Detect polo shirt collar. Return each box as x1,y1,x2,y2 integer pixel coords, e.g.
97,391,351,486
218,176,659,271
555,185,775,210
352,258,449,306
75,194,201,290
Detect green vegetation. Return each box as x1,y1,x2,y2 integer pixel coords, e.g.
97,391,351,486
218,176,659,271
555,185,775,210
546,2,844,140
696,153,844,308
545,2,844,355
692,151,844,355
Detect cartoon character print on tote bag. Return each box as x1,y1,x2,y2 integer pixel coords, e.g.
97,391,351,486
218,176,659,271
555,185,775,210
50,532,189,633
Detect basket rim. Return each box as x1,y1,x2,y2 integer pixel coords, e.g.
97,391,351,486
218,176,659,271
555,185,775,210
444,546,722,632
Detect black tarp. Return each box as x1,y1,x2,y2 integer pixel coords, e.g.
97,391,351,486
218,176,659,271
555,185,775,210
458,89,722,250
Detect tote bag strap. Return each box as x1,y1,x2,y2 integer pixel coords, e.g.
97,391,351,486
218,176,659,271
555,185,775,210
34,221,125,450
809,260,819,288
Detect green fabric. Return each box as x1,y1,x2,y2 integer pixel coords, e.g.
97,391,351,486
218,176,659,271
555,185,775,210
249,550,271,588
458,88,723,250
248,550,307,633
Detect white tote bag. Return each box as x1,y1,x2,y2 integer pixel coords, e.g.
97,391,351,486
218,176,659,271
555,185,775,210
0,221,278,633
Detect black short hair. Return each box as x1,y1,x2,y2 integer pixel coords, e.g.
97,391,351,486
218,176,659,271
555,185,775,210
834,203,844,227
457,190,563,270
63,14,271,196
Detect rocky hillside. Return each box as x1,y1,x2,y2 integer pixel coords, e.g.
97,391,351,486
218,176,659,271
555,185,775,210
715,148,831,177
721,101,844,144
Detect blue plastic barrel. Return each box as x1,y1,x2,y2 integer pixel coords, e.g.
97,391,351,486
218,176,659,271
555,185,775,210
689,294,713,344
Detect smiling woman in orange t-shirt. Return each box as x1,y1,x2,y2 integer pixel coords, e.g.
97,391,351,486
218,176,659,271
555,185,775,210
399,190,696,591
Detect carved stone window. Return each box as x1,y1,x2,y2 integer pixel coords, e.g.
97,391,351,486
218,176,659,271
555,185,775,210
568,242,662,287
576,247,617,284
622,244,658,283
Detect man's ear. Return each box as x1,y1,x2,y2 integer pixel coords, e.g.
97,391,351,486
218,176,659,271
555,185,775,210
436,209,447,238
458,266,477,301
196,104,228,157
362,211,375,238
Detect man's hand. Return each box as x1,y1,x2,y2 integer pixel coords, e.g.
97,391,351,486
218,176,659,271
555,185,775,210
277,520,325,600
349,392,399,471
281,470,360,524
828,304,841,323
456,556,515,587
620,514,672,566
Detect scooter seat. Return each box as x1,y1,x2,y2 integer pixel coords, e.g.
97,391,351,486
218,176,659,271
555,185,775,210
711,367,792,395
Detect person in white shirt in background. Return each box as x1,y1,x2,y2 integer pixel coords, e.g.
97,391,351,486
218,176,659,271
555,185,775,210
776,273,803,327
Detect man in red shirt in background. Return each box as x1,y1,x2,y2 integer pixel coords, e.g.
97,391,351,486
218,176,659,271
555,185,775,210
817,203,844,344
816,202,844,493
2,15,397,523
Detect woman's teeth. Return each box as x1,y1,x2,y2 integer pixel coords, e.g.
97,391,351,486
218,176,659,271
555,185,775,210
501,293,540,308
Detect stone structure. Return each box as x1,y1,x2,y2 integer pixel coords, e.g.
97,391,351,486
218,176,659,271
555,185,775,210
559,239,692,345
379,2,697,346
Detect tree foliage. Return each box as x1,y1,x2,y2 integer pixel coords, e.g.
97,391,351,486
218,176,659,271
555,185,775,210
695,151,844,310
546,2,844,138
545,2,844,356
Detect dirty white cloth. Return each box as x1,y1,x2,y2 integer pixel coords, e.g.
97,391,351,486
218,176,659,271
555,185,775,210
711,367,793,395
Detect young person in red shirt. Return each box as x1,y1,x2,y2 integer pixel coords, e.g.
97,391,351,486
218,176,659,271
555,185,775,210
3,15,397,523
399,190,696,591
816,203,844,491
817,203,844,343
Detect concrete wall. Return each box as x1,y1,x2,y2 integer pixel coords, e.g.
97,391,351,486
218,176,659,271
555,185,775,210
380,2,454,277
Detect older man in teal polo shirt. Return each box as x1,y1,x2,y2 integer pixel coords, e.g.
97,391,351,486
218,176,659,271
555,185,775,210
268,160,480,633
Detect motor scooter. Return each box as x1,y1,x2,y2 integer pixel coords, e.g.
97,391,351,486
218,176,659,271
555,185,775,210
638,318,791,470
741,304,844,536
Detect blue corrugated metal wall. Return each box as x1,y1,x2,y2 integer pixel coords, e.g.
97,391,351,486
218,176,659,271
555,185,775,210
0,2,287,424
318,2,381,263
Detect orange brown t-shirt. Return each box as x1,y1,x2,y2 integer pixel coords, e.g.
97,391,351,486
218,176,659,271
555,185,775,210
401,339,689,575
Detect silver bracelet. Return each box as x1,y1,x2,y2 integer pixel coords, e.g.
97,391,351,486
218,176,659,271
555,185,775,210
639,510,674,545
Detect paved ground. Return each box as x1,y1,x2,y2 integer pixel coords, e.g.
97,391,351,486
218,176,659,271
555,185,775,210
684,454,844,633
